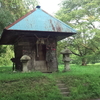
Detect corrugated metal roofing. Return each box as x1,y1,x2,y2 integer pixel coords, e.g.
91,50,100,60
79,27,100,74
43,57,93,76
6,7,76,33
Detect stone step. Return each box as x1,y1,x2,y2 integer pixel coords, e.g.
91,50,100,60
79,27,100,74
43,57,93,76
60,88,68,92
56,80,61,83
60,92,70,96
57,83,66,88
56,80,70,96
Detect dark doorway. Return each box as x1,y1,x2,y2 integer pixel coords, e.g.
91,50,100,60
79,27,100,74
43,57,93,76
35,44,46,61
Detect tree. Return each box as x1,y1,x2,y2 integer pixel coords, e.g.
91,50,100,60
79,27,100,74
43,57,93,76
0,0,38,66
56,0,100,65
57,40,67,64
0,45,14,66
0,0,38,34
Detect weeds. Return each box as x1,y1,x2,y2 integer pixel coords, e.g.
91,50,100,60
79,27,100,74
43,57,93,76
0,64,100,100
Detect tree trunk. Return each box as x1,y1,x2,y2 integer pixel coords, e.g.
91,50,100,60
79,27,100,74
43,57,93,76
81,58,87,66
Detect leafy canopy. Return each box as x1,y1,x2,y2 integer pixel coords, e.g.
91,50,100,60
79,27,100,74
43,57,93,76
56,0,100,65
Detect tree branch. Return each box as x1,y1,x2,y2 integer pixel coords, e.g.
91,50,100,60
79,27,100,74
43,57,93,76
70,50,81,56
81,43,96,52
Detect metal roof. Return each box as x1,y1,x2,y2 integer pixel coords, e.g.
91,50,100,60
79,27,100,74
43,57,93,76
6,7,76,33
0,6,76,44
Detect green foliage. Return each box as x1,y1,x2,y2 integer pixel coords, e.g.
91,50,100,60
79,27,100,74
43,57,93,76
0,45,14,66
56,0,100,65
57,40,66,64
0,0,38,34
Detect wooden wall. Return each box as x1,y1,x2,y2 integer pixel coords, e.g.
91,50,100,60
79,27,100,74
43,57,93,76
14,36,58,72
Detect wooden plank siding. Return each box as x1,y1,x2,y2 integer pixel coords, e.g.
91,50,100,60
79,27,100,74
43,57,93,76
14,36,58,72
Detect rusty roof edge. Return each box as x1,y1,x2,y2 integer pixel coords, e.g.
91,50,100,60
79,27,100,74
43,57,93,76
42,9,77,33
5,8,36,30
3,29,76,34
4,28,76,34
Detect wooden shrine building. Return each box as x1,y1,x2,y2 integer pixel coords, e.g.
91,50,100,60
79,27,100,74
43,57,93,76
0,6,76,72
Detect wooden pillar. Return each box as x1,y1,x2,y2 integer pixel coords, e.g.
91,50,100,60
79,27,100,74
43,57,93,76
46,37,58,72
14,43,23,71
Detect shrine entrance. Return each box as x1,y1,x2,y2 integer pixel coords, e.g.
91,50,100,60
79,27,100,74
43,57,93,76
35,44,46,61
34,44,47,72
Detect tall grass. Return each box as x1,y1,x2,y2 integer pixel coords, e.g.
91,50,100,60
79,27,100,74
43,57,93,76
0,64,100,100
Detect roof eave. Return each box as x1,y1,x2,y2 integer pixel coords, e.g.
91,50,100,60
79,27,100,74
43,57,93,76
0,29,76,45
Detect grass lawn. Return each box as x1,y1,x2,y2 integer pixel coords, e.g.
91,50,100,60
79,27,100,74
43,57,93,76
0,64,100,100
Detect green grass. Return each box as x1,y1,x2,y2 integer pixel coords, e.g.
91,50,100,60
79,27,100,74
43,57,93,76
57,64,100,100
0,64,100,100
